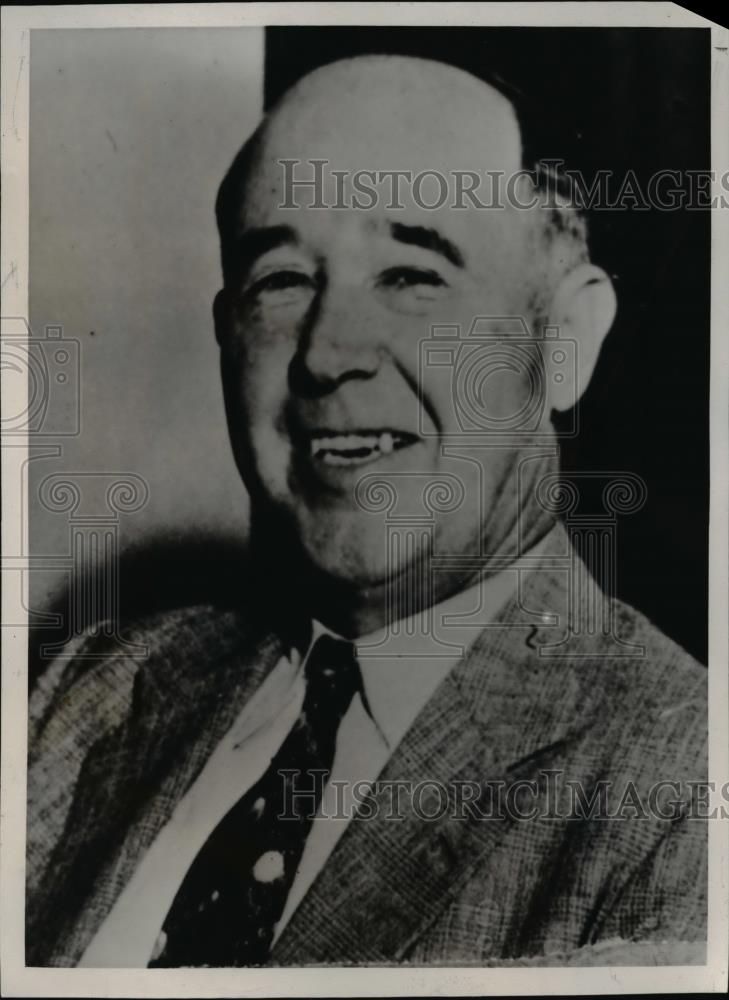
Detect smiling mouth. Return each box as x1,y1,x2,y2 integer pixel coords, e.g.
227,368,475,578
304,429,419,467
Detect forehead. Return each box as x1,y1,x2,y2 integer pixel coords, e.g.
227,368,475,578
236,58,526,259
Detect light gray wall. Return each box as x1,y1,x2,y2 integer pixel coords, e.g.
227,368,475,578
29,28,264,614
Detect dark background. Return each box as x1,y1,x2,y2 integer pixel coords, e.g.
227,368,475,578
265,26,710,662
29,27,710,671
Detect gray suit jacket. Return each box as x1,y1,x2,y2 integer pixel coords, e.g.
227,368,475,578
26,526,707,966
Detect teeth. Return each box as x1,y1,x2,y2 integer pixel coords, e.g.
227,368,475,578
310,434,378,457
308,431,403,462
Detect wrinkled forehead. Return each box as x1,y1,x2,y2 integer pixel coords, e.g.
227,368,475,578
241,56,523,223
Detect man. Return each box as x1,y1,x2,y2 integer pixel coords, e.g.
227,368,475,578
26,55,707,967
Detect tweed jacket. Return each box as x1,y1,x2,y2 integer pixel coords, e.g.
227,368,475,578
26,526,707,967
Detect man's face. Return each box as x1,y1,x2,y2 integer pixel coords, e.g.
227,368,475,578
217,59,550,590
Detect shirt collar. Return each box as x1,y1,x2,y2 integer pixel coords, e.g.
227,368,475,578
302,533,550,748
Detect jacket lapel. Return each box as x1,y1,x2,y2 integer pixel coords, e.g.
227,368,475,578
273,529,587,964
37,611,287,966
271,668,498,964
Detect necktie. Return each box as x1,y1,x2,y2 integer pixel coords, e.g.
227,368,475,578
148,634,362,967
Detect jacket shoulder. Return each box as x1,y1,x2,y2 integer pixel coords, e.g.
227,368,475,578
29,604,257,752
26,603,262,904
545,588,708,791
602,592,707,725
480,557,708,781
522,554,707,726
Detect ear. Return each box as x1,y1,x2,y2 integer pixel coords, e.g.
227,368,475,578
546,263,617,412
213,288,229,346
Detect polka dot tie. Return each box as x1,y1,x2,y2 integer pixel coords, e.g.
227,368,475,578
148,634,363,967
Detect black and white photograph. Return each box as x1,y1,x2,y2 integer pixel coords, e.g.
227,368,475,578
1,2,728,995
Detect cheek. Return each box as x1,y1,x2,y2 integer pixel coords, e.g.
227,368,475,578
230,318,294,426
414,280,543,435
405,300,475,433
425,350,542,436
476,356,540,422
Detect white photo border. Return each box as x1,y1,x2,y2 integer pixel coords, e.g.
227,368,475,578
2,3,727,996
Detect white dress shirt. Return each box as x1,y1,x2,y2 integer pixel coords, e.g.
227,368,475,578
80,544,545,967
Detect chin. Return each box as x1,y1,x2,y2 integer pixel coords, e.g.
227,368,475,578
296,498,442,589
296,511,391,587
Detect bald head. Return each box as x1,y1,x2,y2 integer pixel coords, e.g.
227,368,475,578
258,55,522,176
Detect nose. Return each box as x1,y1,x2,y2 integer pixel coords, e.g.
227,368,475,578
290,285,382,397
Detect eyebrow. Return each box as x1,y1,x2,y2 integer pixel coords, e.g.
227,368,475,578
234,225,299,269
389,222,465,268
232,221,466,272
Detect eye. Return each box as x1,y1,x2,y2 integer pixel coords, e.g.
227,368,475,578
244,269,316,305
378,266,447,292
